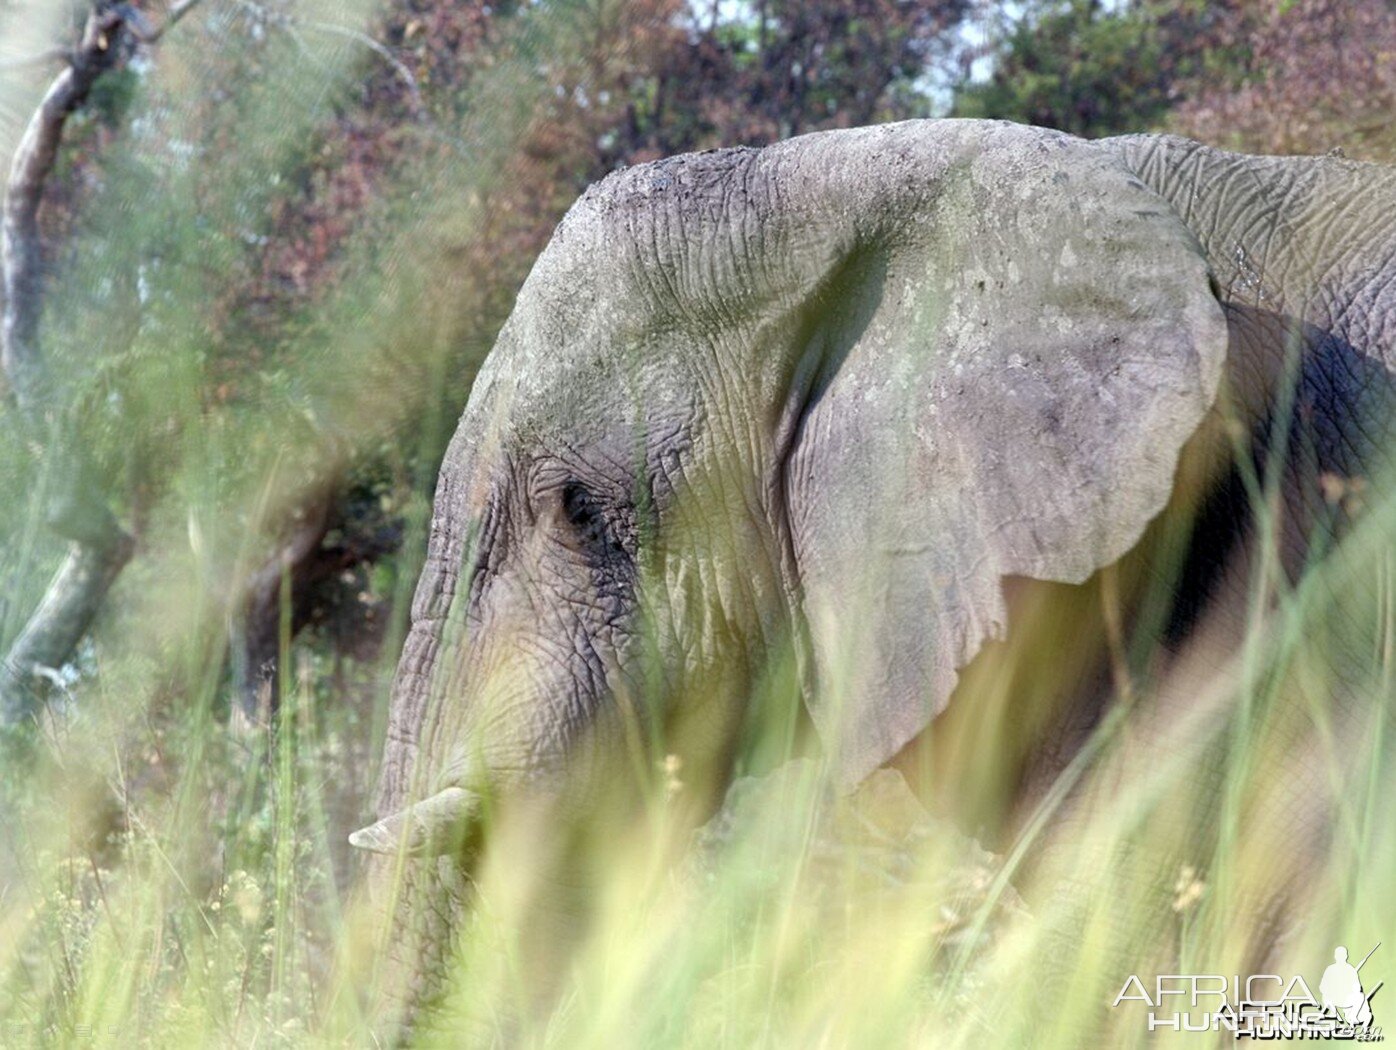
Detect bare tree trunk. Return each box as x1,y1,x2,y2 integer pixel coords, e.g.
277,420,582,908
232,491,403,723
0,538,132,723
234,500,334,721
0,1,202,725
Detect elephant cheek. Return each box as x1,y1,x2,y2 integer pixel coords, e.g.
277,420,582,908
629,559,767,798
430,639,549,779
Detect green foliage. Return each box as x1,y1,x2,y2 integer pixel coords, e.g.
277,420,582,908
955,0,1182,137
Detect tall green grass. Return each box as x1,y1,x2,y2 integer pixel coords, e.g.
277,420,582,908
4,379,1393,1047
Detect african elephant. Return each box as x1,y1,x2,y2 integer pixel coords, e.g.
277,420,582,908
351,119,1396,1032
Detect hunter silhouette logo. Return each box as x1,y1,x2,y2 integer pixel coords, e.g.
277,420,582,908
1112,943,1384,1039
1323,945,1380,1031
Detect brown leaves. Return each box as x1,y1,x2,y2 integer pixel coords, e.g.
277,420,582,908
1172,0,1396,162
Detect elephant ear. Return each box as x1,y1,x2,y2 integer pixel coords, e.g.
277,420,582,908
780,125,1230,786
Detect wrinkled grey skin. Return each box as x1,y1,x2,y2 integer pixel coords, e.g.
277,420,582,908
358,120,1396,1029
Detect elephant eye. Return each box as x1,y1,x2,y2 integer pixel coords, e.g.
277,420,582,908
558,481,614,554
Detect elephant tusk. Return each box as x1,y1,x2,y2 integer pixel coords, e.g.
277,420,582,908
348,786,480,857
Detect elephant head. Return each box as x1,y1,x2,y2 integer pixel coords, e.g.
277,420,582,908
353,119,1396,1025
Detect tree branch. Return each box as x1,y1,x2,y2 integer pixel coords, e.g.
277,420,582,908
143,0,209,42
0,535,134,724
233,490,402,722
0,1,202,726
304,19,425,119
3,7,127,423
234,0,426,120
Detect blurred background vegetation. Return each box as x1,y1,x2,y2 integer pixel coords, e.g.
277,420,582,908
0,0,1393,1044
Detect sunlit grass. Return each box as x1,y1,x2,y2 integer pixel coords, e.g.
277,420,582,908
2,446,1392,1047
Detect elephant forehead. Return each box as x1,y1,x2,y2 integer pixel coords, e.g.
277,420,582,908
490,119,1180,386
494,358,700,462
472,279,700,452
